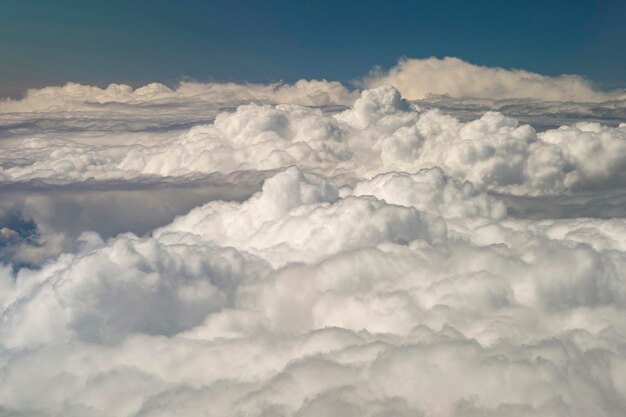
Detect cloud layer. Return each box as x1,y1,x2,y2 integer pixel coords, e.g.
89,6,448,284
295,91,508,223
1,64,626,417
3,86,625,196
0,79,357,113
365,57,626,102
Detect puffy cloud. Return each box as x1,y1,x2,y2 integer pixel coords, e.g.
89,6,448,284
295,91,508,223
4,85,625,196
1,71,626,417
1,167,626,416
364,57,626,102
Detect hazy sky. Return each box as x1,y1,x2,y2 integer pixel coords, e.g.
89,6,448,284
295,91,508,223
1,0,625,97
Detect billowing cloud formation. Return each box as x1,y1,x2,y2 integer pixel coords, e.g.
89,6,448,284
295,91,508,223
1,167,626,416
1,68,626,417
365,57,626,102
3,86,625,195
0,79,357,113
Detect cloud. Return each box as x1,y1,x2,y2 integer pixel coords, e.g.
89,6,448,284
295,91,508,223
411,95,626,133
0,79,357,113
364,57,626,102
1,167,626,416
0,172,266,266
3,86,625,196
1,69,626,416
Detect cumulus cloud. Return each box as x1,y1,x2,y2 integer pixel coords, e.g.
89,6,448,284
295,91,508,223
1,70,626,417
3,85,625,195
365,57,626,102
1,167,626,416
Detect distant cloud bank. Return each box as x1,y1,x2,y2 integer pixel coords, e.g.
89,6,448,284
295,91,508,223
0,79,357,113
365,57,626,102
2,57,625,115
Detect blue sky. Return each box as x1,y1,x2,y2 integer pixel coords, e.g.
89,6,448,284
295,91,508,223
1,0,624,97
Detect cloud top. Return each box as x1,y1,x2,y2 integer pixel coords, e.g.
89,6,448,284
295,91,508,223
0,79,357,113
365,57,626,102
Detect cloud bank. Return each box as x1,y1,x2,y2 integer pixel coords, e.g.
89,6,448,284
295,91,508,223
365,57,626,102
0,79,357,114
3,86,625,195
1,63,626,417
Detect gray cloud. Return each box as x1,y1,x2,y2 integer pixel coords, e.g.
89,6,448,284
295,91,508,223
0,172,267,266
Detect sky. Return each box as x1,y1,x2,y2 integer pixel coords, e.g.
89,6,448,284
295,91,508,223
1,0,625,97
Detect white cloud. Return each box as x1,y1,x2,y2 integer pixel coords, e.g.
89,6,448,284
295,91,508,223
1,68,626,416
3,86,625,196
1,167,626,416
0,79,357,113
364,57,626,102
